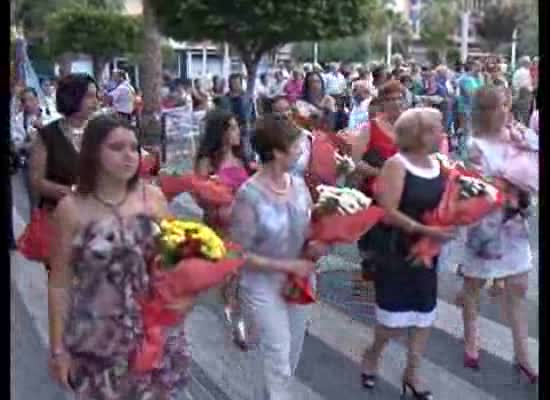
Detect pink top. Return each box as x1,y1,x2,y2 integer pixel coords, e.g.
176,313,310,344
285,79,303,104
217,165,249,192
529,110,539,134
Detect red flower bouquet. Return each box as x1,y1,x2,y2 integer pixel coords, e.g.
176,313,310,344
282,185,384,304
158,173,234,205
131,219,245,373
17,208,53,263
409,169,505,268
139,150,161,179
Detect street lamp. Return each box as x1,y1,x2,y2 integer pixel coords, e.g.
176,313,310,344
511,28,518,71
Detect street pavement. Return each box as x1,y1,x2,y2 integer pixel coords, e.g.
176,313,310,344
11,145,538,400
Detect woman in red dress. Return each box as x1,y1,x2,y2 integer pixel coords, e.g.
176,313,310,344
350,79,406,197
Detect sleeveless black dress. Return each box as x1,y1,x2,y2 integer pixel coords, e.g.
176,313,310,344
361,154,445,328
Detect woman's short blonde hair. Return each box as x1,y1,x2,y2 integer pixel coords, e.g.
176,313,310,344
394,107,442,152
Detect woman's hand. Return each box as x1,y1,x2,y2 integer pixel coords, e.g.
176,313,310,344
304,240,330,261
49,352,72,390
165,295,196,315
281,259,316,278
420,225,456,242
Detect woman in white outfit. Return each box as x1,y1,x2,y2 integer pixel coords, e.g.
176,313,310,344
460,87,537,383
230,114,327,399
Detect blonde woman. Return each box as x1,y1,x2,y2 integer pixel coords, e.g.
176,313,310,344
360,108,454,399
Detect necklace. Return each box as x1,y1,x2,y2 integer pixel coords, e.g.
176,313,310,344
92,190,129,210
266,174,290,195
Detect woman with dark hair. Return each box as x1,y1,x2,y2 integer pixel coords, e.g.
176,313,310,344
29,73,99,214
295,71,336,130
230,114,327,399
351,80,407,197
26,74,98,273
48,115,191,399
359,108,454,398
195,109,250,191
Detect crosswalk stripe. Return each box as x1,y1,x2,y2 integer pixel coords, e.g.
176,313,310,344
309,301,499,400
186,304,325,400
318,253,539,367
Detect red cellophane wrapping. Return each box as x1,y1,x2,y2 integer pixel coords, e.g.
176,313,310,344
17,208,53,263
158,173,234,205
282,206,385,305
304,130,353,201
131,245,245,373
139,152,161,179
409,169,505,268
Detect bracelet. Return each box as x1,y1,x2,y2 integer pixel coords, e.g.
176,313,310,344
50,348,68,358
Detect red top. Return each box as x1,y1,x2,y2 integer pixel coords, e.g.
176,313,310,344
361,118,398,195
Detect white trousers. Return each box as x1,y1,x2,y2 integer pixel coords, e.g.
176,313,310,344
240,281,310,400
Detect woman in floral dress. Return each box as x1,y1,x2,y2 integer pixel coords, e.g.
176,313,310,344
48,115,192,399
460,88,537,383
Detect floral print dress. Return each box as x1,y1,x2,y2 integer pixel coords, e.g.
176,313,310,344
64,213,190,400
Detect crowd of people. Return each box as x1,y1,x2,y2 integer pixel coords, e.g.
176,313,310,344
9,50,538,400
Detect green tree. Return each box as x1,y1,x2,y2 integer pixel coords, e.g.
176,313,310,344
11,0,124,38
46,7,142,79
367,1,413,60
151,0,377,96
474,3,528,54
292,37,370,64
419,0,459,63
517,13,538,57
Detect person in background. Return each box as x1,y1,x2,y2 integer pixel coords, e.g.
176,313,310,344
512,56,534,125
192,78,209,112
284,69,304,105
29,74,99,271
325,63,347,97
371,65,388,98
268,70,287,99
12,87,44,211
298,71,337,130
108,70,135,122
219,73,257,163
255,73,271,115
41,78,60,123
348,80,372,130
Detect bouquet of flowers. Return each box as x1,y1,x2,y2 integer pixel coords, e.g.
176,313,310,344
132,219,244,372
282,186,385,304
17,208,53,263
139,149,161,179
304,131,355,201
408,170,504,268
158,173,234,205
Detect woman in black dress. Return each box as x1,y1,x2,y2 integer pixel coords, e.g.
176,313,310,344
28,73,98,270
359,108,455,399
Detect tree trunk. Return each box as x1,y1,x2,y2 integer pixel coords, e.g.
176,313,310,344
92,56,107,84
140,0,163,143
58,52,73,77
243,55,261,100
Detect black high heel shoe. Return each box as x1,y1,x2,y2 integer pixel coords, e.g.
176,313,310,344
401,381,433,400
361,372,377,389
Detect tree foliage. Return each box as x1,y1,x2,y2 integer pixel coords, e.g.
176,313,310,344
475,4,528,53
151,0,377,95
12,0,124,37
292,38,370,64
517,12,538,57
367,1,413,58
46,7,142,79
419,0,459,63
